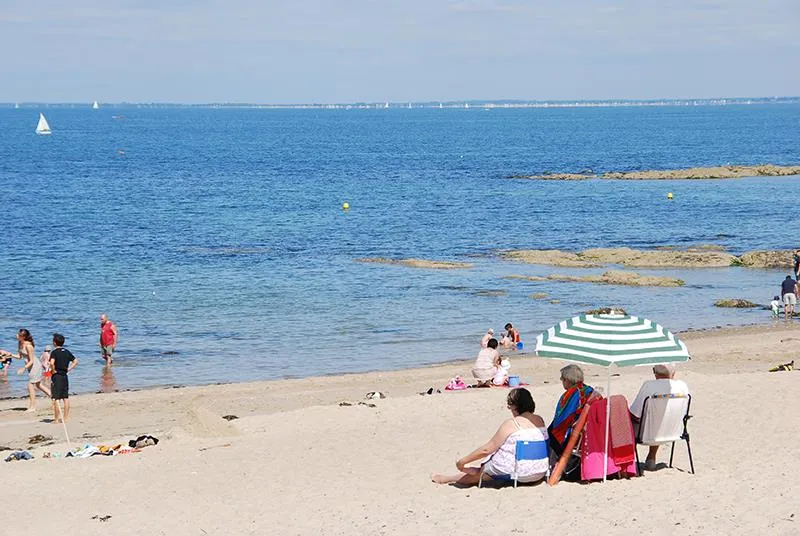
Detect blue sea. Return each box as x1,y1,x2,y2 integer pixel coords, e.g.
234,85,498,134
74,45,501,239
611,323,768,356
1,103,798,396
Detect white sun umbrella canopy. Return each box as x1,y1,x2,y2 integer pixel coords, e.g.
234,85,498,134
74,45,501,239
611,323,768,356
535,312,691,481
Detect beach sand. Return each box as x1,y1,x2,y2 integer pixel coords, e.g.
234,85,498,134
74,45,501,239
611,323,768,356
2,323,799,535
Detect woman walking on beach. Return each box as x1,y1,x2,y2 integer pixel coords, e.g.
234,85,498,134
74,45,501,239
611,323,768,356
13,329,51,411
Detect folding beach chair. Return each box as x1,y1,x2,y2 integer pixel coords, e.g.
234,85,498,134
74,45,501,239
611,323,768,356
548,392,601,486
634,393,694,475
478,439,549,488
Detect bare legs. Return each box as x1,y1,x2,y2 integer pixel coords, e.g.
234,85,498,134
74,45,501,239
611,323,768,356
52,398,70,423
431,469,483,486
25,381,52,411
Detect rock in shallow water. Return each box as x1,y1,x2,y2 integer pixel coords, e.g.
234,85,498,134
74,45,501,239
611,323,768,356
355,257,473,269
714,299,760,308
501,247,734,268
506,270,683,287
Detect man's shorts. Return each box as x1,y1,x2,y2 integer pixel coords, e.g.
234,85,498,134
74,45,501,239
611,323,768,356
783,293,797,306
51,374,69,400
101,345,114,358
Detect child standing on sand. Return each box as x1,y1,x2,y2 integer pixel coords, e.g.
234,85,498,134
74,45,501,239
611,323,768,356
49,333,78,423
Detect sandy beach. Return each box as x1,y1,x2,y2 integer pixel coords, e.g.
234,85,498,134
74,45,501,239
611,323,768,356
2,322,799,535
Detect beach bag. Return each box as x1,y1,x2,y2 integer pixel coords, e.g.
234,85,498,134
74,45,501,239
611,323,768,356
445,376,467,391
562,454,582,482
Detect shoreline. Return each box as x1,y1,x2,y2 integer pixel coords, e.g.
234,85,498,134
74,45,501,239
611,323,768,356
0,321,778,402
3,320,799,534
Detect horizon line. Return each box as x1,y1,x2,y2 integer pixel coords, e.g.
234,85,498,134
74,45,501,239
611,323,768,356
3,95,799,107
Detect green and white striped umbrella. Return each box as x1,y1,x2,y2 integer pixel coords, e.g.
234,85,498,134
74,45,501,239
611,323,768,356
535,313,691,366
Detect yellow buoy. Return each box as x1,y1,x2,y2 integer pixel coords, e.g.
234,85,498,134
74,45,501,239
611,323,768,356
342,202,350,210
667,192,673,200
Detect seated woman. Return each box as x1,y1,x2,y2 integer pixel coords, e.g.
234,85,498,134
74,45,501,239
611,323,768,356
431,388,549,486
548,364,594,457
471,338,501,386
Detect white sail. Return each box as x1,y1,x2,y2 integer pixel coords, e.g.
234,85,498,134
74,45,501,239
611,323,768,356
14,102,19,109
36,113,51,135
92,100,99,109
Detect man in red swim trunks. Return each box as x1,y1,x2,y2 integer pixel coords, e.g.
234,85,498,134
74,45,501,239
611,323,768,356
99,313,118,365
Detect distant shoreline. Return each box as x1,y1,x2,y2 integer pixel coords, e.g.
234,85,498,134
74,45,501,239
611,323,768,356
508,164,800,181
3,96,799,109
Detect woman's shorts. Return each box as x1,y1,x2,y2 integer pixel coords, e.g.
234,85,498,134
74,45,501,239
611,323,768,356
51,374,69,400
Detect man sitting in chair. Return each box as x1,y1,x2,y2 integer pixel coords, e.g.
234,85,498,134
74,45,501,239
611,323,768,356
629,364,690,471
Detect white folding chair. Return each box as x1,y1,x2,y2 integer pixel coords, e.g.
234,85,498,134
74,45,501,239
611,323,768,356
634,393,694,475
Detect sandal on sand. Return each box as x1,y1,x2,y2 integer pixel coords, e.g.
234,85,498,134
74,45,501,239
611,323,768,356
645,459,657,471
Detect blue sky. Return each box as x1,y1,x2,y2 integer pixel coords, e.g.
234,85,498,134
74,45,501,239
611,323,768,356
1,0,797,103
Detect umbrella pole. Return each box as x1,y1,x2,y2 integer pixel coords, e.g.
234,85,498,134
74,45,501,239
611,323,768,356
603,370,611,483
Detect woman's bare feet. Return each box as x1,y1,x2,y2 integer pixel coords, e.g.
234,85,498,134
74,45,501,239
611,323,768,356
430,473,453,484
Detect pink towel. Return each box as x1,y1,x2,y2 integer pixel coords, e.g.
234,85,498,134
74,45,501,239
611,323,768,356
581,396,637,480
445,376,467,391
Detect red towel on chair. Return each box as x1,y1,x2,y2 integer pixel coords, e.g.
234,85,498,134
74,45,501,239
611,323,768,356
608,395,636,464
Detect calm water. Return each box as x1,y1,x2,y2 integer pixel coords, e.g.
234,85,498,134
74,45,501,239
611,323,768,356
0,104,798,395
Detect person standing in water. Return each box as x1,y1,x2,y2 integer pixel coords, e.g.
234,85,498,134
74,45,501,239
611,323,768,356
99,313,118,365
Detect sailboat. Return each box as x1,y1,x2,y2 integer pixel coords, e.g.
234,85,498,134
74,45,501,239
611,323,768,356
14,102,19,109
92,100,99,109
36,113,51,135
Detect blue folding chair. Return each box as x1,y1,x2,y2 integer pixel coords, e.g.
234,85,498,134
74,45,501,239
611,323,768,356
478,439,550,488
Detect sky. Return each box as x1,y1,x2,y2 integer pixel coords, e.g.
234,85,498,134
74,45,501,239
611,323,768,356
0,0,797,103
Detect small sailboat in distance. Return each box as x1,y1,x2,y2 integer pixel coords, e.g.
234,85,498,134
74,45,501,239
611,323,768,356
92,100,99,109
36,113,51,135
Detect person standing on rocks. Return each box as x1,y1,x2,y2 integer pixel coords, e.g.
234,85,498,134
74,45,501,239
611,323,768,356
793,250,800,278
780,275,797,320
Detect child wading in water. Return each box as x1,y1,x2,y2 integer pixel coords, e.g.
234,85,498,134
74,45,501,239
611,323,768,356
49,333,78,423
501,323,521,350
771,296,782,319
